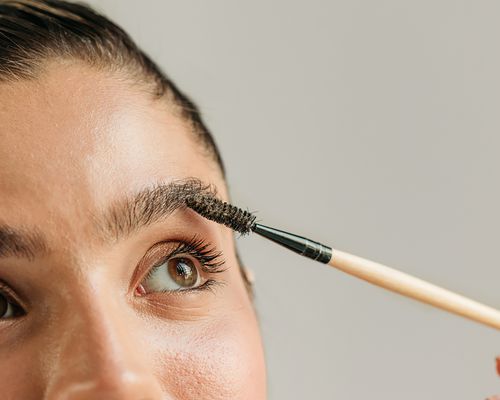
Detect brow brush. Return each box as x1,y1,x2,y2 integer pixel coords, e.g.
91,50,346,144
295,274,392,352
186,195,500,330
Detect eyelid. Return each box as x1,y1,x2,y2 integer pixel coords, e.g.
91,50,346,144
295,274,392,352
153,236,227,274
0,280,25,314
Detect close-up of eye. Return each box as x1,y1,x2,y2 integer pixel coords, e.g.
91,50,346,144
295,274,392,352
140,256,201,293
136,238,226,295
0,288,24,320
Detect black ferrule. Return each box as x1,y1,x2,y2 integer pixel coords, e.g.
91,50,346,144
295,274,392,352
252,224,332,264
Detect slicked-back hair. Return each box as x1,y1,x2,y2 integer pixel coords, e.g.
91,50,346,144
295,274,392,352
0,0,257,296
0,0,225,175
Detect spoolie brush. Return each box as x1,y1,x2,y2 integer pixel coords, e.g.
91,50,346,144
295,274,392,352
185,194,332,262
185,195,257,235
186,194,500,331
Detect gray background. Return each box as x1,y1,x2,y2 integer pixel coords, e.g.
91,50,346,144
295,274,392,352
88,1,500,398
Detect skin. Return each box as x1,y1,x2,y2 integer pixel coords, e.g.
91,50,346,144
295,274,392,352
0,60,267,399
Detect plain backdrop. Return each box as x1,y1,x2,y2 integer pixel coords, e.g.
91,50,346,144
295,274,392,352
87,1,500,398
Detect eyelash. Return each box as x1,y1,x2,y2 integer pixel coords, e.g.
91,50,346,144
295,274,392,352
0,238,226,320
143,236,227,293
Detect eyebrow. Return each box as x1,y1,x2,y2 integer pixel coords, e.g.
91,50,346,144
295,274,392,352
94,178,217,244
0,225,49,262
0,178,217,260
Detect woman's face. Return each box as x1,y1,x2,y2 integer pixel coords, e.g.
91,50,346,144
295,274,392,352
0,61,266,399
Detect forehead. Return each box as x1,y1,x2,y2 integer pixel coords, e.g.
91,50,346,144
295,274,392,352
0,61,224,242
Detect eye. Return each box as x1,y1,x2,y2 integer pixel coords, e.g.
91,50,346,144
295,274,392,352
0,291,24,320
140,256,202,293
135,237,227,296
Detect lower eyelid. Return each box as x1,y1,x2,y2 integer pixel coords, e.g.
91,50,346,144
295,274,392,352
198,279,225,292
157,279,225,296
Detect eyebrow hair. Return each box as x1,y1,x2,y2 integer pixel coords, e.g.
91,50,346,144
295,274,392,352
93,177,218,244
0,178,218,260
0,225,49,262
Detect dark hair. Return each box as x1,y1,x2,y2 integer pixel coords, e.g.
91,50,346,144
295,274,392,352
0,0,225,175
0,0,256,295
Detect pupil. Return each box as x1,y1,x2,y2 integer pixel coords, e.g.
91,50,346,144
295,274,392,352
176,262,189,276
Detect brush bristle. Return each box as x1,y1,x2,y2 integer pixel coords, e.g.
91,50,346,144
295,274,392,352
185,194,256,235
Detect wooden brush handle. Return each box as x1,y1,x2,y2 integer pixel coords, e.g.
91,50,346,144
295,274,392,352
329,249,500,329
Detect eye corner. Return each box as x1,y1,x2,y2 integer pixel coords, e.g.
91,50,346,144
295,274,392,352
196,279,226,295
0,285,27,321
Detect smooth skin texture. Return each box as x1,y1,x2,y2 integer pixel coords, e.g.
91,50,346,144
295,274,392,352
0,60,267,399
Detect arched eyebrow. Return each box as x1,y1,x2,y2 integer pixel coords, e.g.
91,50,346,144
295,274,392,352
0,226,48,262
0,178,218,260
93,177,217,244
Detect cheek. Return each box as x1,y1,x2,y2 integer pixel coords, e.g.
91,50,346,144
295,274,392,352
0,337,45,400
150,313,266,399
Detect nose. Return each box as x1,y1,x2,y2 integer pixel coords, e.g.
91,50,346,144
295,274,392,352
43,287,166,400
